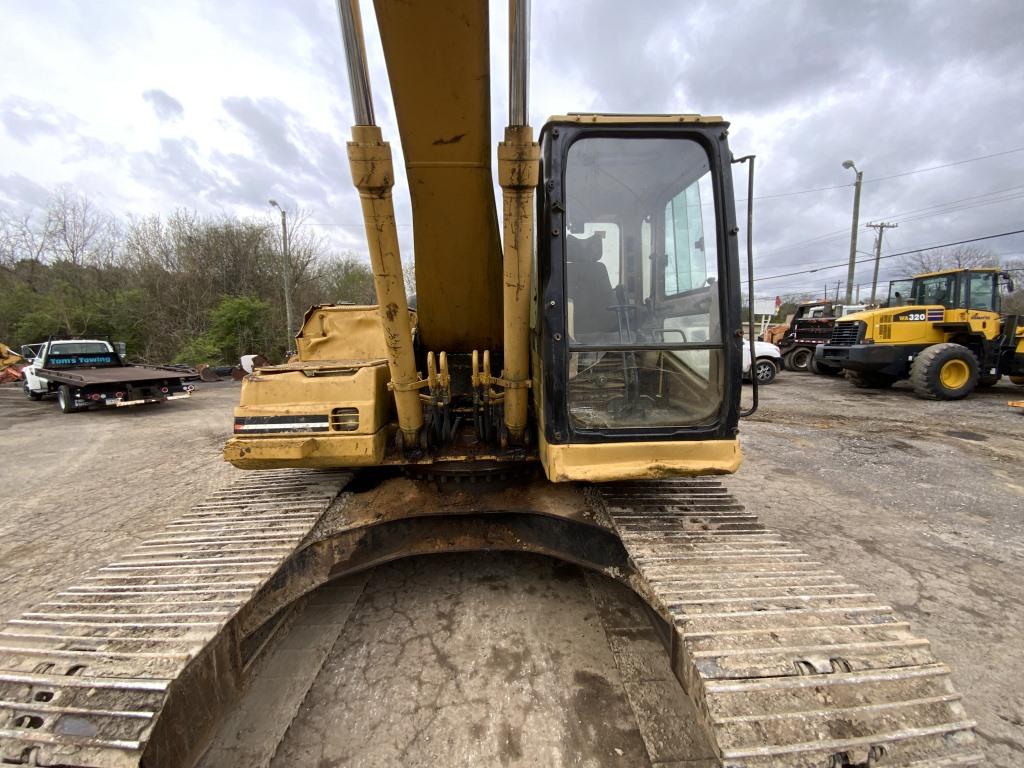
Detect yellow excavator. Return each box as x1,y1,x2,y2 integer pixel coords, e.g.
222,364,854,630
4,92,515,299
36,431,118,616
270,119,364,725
0,2,981,767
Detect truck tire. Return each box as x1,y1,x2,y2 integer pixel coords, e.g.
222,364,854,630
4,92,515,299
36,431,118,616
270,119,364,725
753,357,778,384
785,347,812,372
24,383,42,401
909,343,979,400
57,385,80,414
845,370,897,389
809,357,842,376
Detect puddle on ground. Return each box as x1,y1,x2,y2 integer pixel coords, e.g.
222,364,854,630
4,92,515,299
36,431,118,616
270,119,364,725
942,430,988,442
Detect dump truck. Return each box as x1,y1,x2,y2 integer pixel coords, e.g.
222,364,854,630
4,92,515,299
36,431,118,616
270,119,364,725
0,2,980,766
20,338,194,412
817,268,1024,399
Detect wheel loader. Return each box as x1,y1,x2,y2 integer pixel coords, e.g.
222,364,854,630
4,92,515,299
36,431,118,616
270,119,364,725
0,2,982,766
817,268,1024,399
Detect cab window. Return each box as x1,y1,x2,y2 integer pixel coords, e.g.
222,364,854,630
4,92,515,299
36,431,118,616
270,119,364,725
967,272,996,312
912,275,956,308
563,136,724,431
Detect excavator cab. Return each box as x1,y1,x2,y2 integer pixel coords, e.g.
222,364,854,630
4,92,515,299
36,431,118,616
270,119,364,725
535,119,742,480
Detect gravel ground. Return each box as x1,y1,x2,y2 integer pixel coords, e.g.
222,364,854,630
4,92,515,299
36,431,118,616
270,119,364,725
0,372,1021,764
0,380,237,624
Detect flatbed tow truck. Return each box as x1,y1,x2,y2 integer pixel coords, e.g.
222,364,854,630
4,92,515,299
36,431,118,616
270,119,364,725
21,339,194,413
0,1,981,766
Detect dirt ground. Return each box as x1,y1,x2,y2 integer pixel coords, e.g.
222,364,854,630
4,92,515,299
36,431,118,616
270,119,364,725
0,373,1022,765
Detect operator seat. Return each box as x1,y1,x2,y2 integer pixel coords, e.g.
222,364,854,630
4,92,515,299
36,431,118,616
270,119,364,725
566,234,619,339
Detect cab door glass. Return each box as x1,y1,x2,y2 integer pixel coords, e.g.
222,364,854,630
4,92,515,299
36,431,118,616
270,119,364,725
968,272,995,311
563,136,724,431
887,279,913,307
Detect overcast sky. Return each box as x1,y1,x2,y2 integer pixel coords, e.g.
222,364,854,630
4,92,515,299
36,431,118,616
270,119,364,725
2,0,1023,299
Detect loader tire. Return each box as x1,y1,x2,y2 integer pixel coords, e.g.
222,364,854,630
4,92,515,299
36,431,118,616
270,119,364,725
785,346,812,372
909,343,979,400
809,357,842,376
977,373,1002,388
844,370,897,389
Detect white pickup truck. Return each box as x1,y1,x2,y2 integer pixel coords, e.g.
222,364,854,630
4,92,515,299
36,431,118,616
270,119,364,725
21,338,194,413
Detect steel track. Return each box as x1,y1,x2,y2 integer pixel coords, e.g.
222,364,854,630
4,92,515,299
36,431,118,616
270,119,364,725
598,478,983,767
0,470,350,768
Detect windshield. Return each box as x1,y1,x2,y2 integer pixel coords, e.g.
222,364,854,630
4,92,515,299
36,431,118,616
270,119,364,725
563,136,724,430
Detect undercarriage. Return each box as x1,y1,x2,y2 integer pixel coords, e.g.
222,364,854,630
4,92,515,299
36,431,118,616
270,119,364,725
0,470,980,767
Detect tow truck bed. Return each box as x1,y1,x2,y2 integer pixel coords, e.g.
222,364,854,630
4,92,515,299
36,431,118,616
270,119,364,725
36,365,189,387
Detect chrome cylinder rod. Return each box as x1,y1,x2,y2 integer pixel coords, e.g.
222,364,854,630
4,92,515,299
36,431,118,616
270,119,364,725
335,0,376,126
508,0,530,127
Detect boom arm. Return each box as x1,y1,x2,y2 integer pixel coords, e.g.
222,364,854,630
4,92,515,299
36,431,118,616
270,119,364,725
372,0,505,353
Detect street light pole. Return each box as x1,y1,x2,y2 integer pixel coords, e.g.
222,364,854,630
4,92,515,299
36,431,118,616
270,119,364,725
268,199,296,352
841,160,863,305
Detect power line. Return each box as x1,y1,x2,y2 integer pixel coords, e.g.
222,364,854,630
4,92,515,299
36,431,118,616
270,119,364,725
865,146,1024,184
735,145,1024,203
753,229,1024,283
754,184,1024,262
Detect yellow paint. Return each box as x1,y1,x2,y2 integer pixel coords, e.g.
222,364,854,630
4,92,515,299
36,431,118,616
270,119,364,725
539,436,742,483
225,430,389,469
0,342,23,370
547,113,726,125
372,0,503,352
497,125,540,441
939,358,970,389
348,124,423,442
295,305,410,361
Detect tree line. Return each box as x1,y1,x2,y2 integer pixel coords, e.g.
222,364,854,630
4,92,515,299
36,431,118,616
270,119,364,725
0,187,380,364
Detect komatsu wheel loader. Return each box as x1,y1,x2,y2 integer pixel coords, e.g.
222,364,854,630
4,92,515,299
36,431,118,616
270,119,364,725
0,2,982,767
817,268,1024,399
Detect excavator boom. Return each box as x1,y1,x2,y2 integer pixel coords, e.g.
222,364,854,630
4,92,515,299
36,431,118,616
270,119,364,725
372,0,504,353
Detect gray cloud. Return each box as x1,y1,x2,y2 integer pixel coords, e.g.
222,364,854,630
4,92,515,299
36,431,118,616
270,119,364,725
130,137,226,204
0,97,77,144
142,89,184,121
0,173,52,210
2,0,1022,290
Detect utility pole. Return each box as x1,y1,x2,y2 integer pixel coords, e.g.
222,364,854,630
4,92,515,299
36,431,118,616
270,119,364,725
268,200,296,352
866,221,898,304
841,160,863,304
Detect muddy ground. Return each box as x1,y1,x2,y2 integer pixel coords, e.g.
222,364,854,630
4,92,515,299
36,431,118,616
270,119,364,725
0,374,1021,765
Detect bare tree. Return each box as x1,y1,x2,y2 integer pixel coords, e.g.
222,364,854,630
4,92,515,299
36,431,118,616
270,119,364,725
44,186,119,266
897,245,998,276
